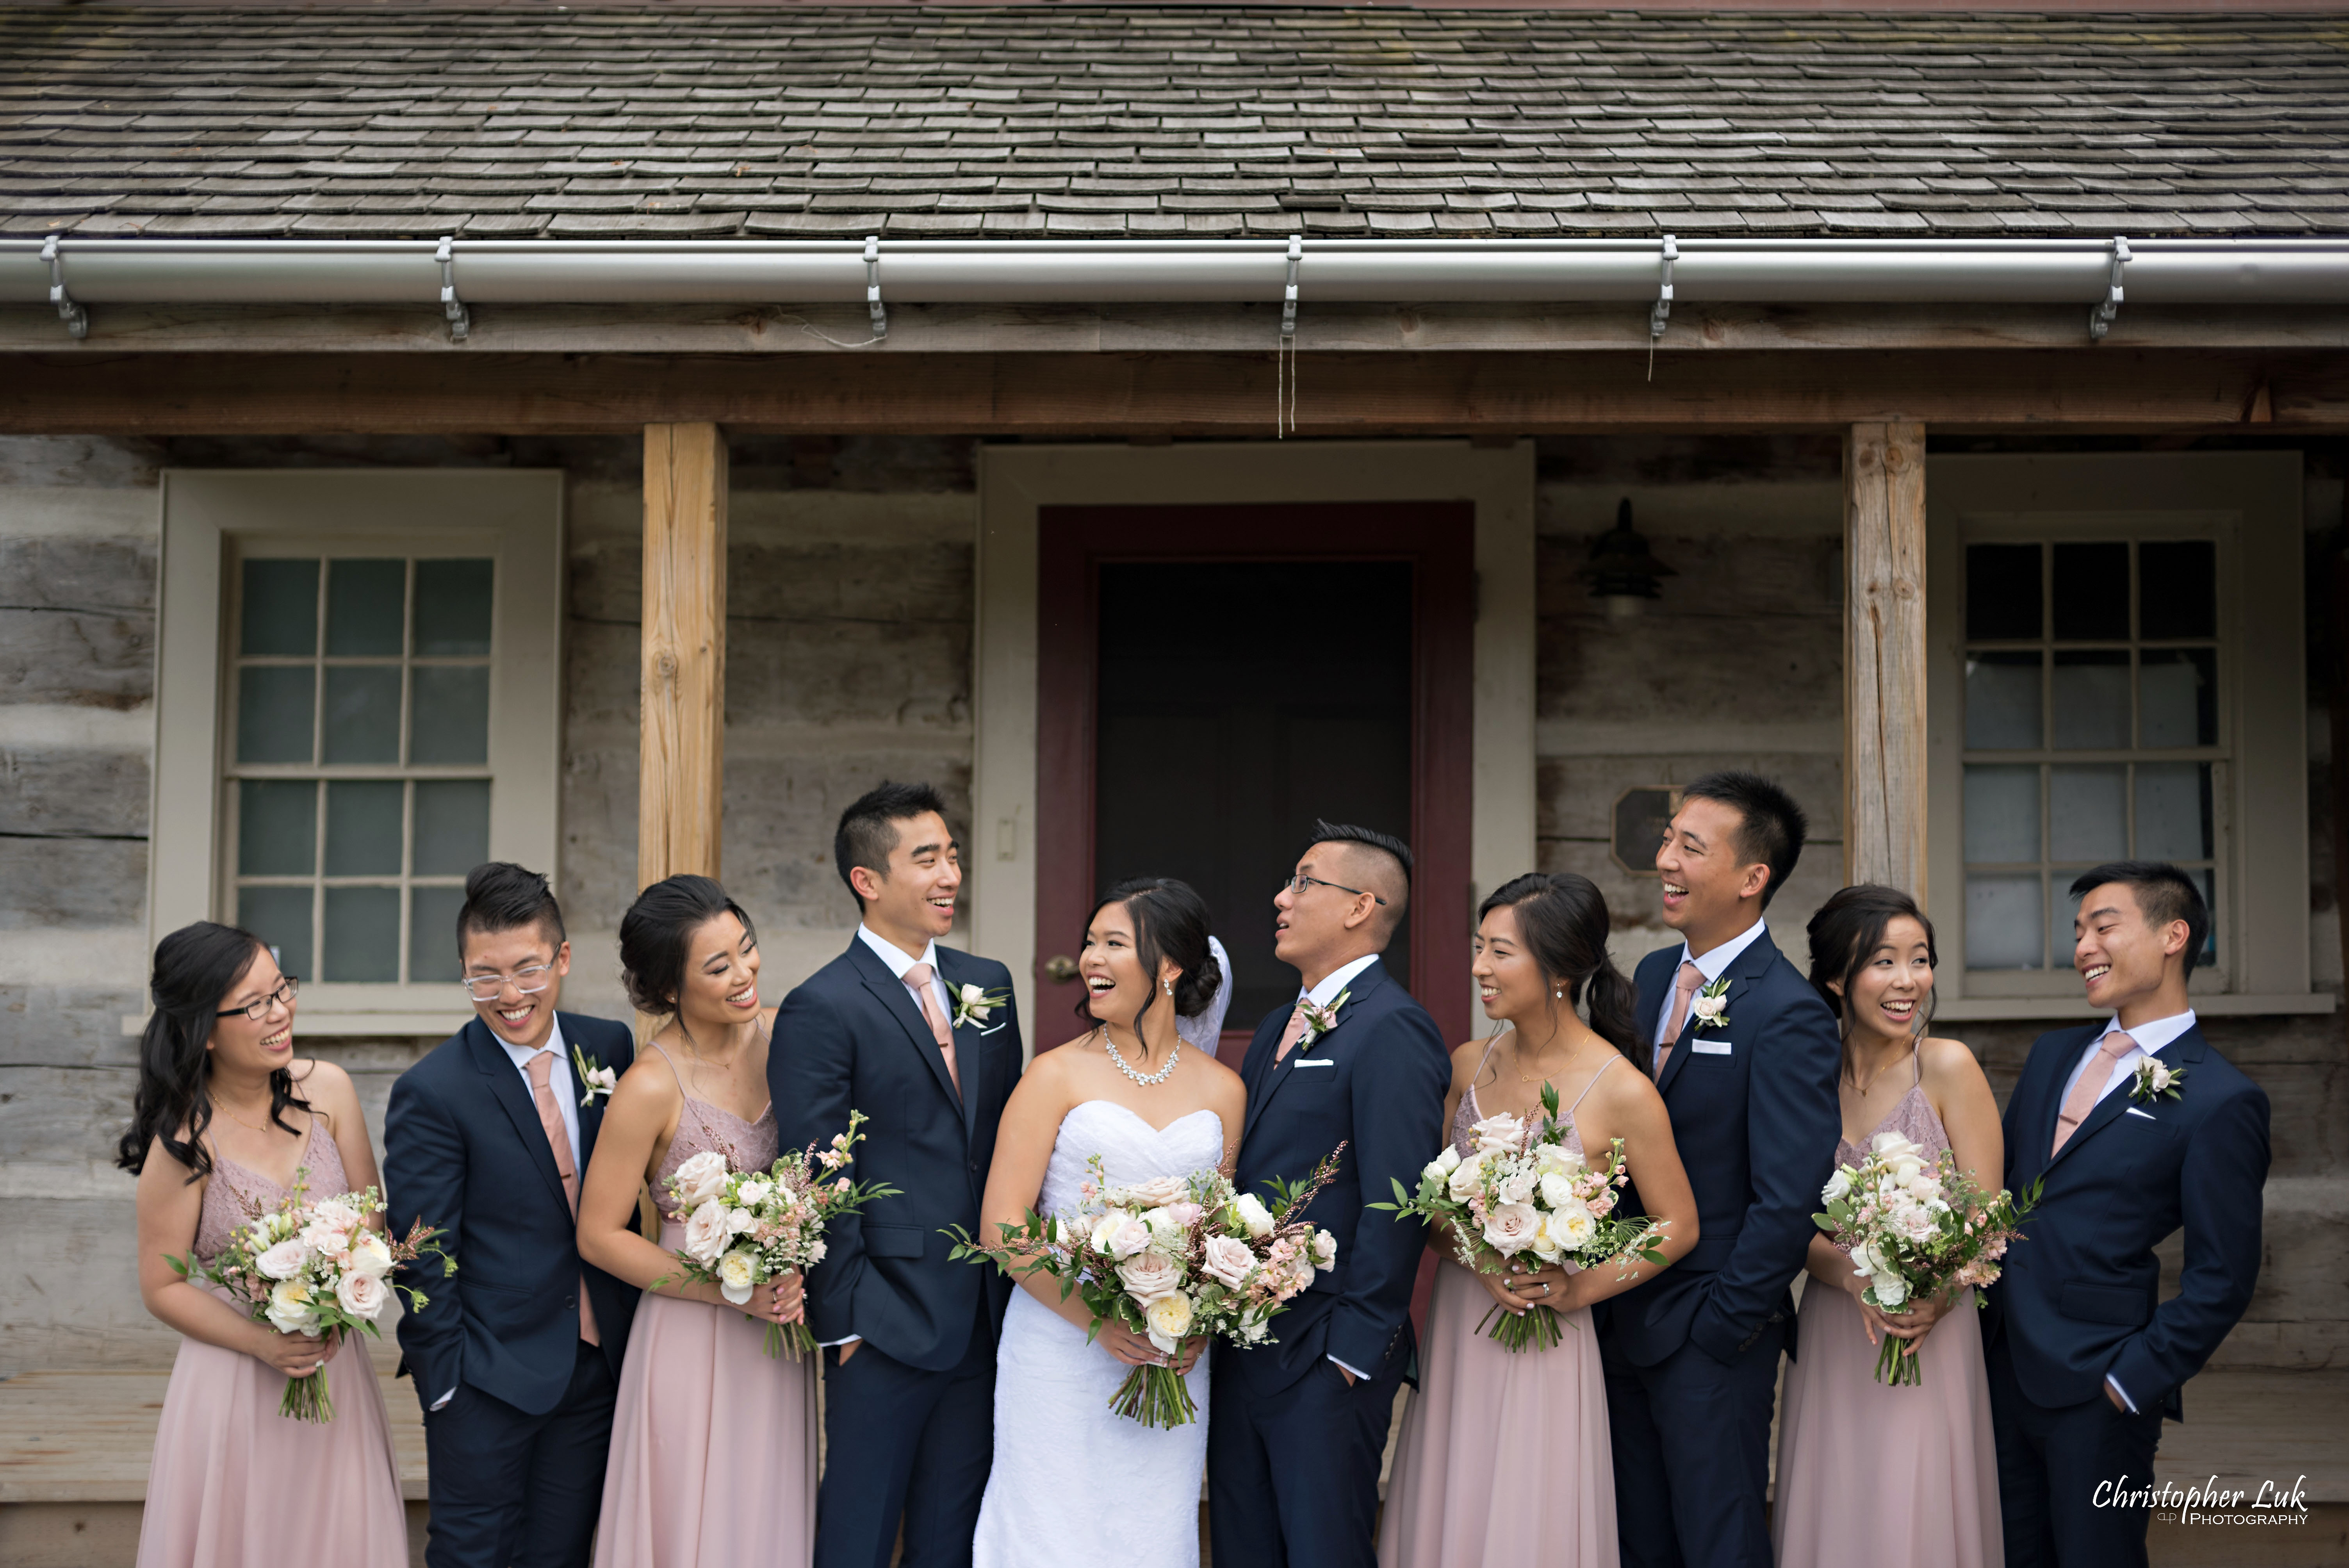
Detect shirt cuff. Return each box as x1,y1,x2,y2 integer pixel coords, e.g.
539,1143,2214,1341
431,1387,455,1411
2106,1372,2137,1414
819,1335,862,1349
1327,1353,1369,1381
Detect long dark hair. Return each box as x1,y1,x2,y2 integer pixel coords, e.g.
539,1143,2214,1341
620,874,757,1019
1805,884,1938,1077
1075,877,1223,1030
1478,872,1643,1066
116,921,307,1180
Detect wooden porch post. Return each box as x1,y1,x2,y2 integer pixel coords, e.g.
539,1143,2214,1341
1843,421,1929,895
639,422,729,888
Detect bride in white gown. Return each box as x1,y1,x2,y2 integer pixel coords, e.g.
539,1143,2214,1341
973,882,1245,1568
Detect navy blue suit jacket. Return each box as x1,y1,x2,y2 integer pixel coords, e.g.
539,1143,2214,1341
385,1012,640,1416
772,938,1021,1373
1228,957,1450,1393
1605,929,1842,1368
1984,1020,2269,1419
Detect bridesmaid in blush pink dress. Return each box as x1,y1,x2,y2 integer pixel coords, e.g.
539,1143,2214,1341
1773,885,2005,1568
577,877,817,1568
124,923,406,1568
1380,875,1699,1568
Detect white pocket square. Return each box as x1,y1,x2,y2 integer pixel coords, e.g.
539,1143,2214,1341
1690,1039,1732,1056
2124,1106,2158,1121
1291,1058,1337,1070
968,1021,1007,1037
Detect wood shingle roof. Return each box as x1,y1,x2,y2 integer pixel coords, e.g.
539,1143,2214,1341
4,7,2347,240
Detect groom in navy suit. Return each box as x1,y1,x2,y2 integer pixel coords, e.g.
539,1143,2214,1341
1602,772,1842,1568
1987,862,2270,1568
1209,821,1450,1568
775,782,1023,1568
386,863,641,1568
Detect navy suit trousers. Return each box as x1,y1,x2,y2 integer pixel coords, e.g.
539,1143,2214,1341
1603,1330,1781,1568
813,1297,996,1568
420,1340,616,1568
1207,1350,1403,1568
1989,1335,2164,1568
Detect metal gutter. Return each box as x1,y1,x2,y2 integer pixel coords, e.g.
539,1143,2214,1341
10,235,2348,342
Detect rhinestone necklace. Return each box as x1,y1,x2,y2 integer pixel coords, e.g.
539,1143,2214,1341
1100,1025,1181,1088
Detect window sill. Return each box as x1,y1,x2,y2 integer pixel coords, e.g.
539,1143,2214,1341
1935,992,2338,1022
119,1009,470,1038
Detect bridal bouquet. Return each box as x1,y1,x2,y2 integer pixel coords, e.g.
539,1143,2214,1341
1371,1081,1670,1351
662,1109,900,1360
168,1173,453,1422
1813,1130,2039,1386
945,1149,1345,1429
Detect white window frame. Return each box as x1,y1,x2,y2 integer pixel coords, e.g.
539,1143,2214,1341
150,471,564,1035
1926,453,2330,1019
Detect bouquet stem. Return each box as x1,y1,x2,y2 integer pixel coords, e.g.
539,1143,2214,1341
279,1368,334,1423
1108,1363,1197,1429
1476,1302,1569,1352
766,1320,818,1362
1875,1333,1923,1387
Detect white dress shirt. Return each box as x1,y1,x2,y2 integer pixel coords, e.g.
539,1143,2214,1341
1289,951,1383,1381
1652,918,1769,1061
2058,1007,2196,1415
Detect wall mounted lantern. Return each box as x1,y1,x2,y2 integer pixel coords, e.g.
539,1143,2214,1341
1582,498,1677,620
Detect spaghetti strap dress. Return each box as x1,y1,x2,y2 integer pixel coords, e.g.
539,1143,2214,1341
1378,1049,1621,1568
591,1038,819,1568
136,1117,407,1568
1771,1053,2004,1568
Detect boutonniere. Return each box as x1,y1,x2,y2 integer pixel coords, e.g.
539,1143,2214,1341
2128,1057,2184,1106
951,982,1011,1031
572,1043,617,1108
1295,988,1352,1055
1688,975,1732,1032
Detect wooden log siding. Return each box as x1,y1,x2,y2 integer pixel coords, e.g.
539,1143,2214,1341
638,422,728,889
1844,421,1930,898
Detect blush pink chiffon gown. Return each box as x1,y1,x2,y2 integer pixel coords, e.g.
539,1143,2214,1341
591,1044,818,1568
1771,1055,2004,1568
1378,1051,1621,1568
136,1116,408,1568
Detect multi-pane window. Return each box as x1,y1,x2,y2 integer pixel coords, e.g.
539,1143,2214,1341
227,554,495,985
1960,538,2221,972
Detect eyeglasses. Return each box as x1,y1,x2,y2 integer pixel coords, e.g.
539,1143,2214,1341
1284,873,1387,907
217,977,299,1021
460,964,554,1002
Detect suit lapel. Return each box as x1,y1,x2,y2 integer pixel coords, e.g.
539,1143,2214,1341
851,940,964,1121
1239,1010,1284,1131
936,948,985,1139
2045,1025,2199,1173
467,1019,570,1213
1656,930,1777,1101
564,1014,612,1169
1243,960,1385,1155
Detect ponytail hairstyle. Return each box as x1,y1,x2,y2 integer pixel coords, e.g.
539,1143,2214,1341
1478,872,1643,1065
620,874,757,1021
1076,877,1223,1030
1805,883,1938,1080
116,921,307,1180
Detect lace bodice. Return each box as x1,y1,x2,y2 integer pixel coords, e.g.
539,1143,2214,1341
1452,1041,1618,1167
1836,1056,1952,1170
1038,1100,1226,1218
651,1042,777,1217
194,1115,351,1266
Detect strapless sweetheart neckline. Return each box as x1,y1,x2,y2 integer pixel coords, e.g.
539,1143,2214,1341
1064,1098,1225,1140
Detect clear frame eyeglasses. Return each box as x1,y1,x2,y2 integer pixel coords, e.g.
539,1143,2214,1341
216,976,299,1021
1283,873,1388,907
461,964,554,1002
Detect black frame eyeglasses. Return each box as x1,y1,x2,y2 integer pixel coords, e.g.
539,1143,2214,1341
217,977,299,1021
1284,873,1388,907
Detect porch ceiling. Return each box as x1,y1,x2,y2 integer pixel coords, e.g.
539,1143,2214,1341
5,8,2348,243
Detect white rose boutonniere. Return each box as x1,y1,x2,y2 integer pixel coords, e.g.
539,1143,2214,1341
952,983,1012,1030
2128,1058,2185,1106
572,1043,617,1107
1688,975,1732,1031
1293,988,1351,1055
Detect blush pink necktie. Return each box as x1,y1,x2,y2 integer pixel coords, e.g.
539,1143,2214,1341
525,1050,599,1347
1656,960,1705,1070
2052,1031,2138,1155
904,962,960,1096
1274,1002,1314,1065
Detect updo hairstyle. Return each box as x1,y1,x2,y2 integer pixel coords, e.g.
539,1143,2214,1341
1479,871,1643,1063
620,874,757,1017
1804,883,1937,1051
1076,877,1223,1028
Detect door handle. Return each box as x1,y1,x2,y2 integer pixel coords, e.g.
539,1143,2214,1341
1043,955,1079,984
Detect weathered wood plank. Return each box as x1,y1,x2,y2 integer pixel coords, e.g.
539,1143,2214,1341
638,422,727,888
1843,421,1930,897
8,350,2346,435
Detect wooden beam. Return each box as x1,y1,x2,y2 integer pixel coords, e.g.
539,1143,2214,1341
8,349,2349,436
1844,420,1930,896
638,422,728,889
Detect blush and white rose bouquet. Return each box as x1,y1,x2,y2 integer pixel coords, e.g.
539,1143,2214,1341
660,1108,900,1360
946,1148,1345,1429
1813,1129,2039,1386
168,1172,453,1422
1371,1079,1670,1351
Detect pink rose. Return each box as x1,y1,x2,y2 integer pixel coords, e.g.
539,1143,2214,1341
1164,1202,1205,1231
1481,1201,1540,1256
1201,1235,1256,1291
1116,1175,1191,1209
682,1199,730,1265
1117,1249,1184,1303
334,1268,389,1320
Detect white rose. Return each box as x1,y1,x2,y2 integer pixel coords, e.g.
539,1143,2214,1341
1118,1175,1191,1210
1872,1273,1910,1309
1090,1210,1152,1260
1232,1194,1275,1240
1889,1153,1927,1185
1470,1112,1525,1155
1496,1167,1536,1206
335,1267,389,1320
1142,1206,1188,1245
959,982,992,1021
2147,1062,2173,1092
1481,1201,1541,1256
1689,991,1727,1025
1529,1213,1564,1263
736,1178,775,1209
1445,1149,1488,1203
1538,1170,1577,1210
682,1199,731,1265
256,1237,312,1281
1200,1235,1256,1291
715,1249,758,1306
1822,1167,1853,1204
1422,1145,1463,1185
1312,1229,1338,1271
1118,1249,1185,1303
725,1206,757,1235
1533,1142,1577,1178
266,1277,321,1335
671,1150,731,1209
347,1231,394,1280
804,1238,827,1266
1554,1206,1596,1250
1143,1291,1195,1354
